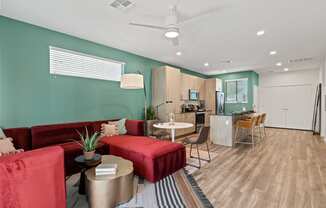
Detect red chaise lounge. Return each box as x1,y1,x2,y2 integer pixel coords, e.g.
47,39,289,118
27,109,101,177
101,135,186,182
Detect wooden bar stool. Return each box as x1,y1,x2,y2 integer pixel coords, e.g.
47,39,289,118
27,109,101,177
254,114,263,142
260,113,267,138
234,116,258,148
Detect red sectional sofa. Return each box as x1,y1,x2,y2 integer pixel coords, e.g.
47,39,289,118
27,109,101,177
3,119,186,182
0,146,66,208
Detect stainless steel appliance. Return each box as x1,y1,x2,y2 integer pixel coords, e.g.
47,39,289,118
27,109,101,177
216,91,225,114
181,103,198,112
195,112,205,132
189,89,199,101
199,100,206,111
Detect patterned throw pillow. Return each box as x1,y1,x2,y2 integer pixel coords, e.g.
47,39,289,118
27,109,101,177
0,137,24,157
101,124,119,137
108,118,127,135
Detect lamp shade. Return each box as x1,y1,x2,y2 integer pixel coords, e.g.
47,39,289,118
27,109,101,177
120,74,144,89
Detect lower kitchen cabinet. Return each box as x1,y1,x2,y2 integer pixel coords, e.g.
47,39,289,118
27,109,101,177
175,113,196,137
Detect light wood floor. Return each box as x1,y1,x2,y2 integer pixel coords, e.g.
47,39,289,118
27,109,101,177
181,128,326,208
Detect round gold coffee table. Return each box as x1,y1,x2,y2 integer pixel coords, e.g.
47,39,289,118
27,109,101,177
85,155,134,208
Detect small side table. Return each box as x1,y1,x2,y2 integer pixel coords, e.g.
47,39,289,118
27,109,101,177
74,154,101,195
85,155,134,208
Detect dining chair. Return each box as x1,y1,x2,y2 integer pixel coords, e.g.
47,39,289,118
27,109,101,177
183,126,211,169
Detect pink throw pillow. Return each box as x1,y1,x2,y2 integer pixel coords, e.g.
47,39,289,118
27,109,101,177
101,124,119,137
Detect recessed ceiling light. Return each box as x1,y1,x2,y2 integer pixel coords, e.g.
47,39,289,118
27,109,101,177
256,30,265,36
276,62,282,66
204,62,209,67
164,28,179,39
284,68,289,71
270,51,277,55
176,51,182,56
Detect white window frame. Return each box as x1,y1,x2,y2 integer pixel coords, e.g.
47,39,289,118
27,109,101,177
49,46,125,82
225,78,249,104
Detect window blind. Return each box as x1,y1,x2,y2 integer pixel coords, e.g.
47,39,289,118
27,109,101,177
49,46,124,81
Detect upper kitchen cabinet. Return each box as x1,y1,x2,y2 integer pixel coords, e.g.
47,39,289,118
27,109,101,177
204,78,222,114
152,66,181,121
181,73,205,100
216,78,222,91
205,79,216,114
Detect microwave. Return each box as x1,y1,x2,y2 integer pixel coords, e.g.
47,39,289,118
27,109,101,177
189,89,199,101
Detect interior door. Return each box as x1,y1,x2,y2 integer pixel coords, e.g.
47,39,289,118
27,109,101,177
283,85,315,129
259,84,316,130
260,87,286,128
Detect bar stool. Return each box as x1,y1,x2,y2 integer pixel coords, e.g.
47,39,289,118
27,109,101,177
254,114,263,142
234,116,258,148
260,113,267,138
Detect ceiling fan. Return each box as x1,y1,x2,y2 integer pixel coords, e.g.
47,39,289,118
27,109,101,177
129,3,222,47
129,5,181,46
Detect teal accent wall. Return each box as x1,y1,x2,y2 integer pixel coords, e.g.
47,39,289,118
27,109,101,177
0,16,206,128
209,71,259,114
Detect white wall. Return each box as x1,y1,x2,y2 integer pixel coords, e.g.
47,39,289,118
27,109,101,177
259,68,320,130
260,69,320,88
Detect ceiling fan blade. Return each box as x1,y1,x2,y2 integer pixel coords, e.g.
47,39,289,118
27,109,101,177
129,23,167,30
171,37,179,46
178,6,225,24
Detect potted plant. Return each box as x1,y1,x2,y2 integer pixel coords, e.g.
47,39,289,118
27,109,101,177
76,127,100,160
146,105,158,136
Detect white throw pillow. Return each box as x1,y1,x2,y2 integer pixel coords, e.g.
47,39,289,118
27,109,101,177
0,137,17,156
0,128,6,139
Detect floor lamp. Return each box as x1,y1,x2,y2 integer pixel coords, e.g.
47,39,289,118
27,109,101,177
120,72,147,133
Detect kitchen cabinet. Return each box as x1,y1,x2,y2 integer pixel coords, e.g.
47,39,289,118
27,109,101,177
204,78,223,114
205,111,213,126
175,113,196,136
216,78,222,91
204,79,216,114
180,74,192,100
181,73,205,100
152,66,181,121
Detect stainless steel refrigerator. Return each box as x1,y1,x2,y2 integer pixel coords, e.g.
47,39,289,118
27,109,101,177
216,91,225,114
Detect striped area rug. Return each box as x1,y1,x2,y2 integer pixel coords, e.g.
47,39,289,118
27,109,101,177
67,170,213,208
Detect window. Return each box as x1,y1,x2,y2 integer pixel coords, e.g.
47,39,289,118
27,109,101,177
225,78,248,103
49,46,124,81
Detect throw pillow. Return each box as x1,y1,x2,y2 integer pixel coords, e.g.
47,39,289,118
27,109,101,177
0,137,17,156
0,128,6,139
101,124,119,137
108,118,127,135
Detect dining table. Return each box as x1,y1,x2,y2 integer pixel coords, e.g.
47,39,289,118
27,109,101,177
153,122,194,142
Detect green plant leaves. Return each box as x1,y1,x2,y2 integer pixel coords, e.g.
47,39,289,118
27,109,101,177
76,127,100,152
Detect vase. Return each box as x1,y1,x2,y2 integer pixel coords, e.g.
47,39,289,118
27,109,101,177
84,150,95,160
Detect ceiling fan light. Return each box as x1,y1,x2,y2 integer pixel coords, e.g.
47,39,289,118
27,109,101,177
165,28,179,38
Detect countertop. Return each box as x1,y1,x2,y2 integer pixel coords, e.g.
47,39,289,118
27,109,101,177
211,111,255,117
177,111,212,114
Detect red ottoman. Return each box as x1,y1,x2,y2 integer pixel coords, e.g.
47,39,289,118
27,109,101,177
101,135,186,182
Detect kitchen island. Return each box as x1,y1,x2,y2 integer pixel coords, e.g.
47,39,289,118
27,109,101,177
210,111,254,147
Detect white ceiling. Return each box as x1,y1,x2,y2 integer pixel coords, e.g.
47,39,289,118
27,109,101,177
1,0,326,75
